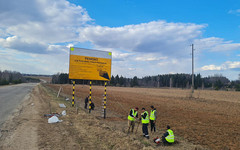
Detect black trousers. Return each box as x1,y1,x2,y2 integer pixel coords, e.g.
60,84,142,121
142,123,149,136
162,136,172,145
84,103,87,109
150,120,156,132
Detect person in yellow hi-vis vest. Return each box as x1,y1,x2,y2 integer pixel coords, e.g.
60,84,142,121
128,107,139,133
141,108,149,139
150,105,157,132
162,125,175,145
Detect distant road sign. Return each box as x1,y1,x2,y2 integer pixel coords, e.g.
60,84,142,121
69,47,112,81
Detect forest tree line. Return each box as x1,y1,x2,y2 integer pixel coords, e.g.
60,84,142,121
51,73,240,91
0,70,23,85
0,70,40,85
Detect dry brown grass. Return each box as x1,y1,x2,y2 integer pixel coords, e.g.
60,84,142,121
47,84,240,150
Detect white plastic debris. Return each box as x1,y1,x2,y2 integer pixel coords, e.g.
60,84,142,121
48,116,62,123
31,103,34,106
62,110,66,116
59,104,66,108
65,98,69,101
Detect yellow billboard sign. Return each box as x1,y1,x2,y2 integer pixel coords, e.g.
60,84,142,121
69,47,112,81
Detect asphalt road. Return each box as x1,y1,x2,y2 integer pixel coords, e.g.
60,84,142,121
0,83,37,128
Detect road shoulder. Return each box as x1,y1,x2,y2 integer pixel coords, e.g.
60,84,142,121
0,85,39,150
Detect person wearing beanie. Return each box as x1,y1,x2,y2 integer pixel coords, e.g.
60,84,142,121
162,125,175,145
127,107,139,133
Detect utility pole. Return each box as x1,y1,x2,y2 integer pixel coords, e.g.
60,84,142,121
191,44,194,93
170,77,172,89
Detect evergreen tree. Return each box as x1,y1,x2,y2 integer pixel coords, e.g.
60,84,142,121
110,75,115,86
119,76,125,86
115,75,120,86
131,76,138,87
214,79,223,90
195,74,202,89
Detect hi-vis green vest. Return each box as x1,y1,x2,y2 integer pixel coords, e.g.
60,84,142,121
128,109,138,121
150,110,156,120
166,129,175,143
141,111,149,124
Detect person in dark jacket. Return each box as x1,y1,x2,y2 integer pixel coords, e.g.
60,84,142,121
84,96,89,109
90,101,95,110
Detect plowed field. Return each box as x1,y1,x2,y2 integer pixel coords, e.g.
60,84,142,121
47,84,240,150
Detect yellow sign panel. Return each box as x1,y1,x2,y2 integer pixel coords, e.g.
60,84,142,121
69,55,112,81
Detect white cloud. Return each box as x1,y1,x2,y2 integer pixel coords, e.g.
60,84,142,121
201,61,240,71
194,37,240,52
228,9,240,15
128,68,136,71
136,56,167,61
66,44,74,48
0,36,48,54
226,61,240,69
78,21,206,57
201,65,224,71
211,43,240,51
0,36,70,54
157,62,169,66
112,52,133,61
0,48,69,74
0,0,92,54
157,59,182,67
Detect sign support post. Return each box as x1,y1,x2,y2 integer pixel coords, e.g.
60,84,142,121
103,81,107,119
89,80,92,113
72,80,75,107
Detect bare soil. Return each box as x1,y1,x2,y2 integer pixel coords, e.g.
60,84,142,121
0,84,205,150
47,84,240,150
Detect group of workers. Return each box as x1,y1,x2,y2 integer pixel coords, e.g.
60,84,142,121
84,96,174,145
128,106,174,145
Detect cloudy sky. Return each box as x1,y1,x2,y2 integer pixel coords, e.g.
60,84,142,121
0,0,240,80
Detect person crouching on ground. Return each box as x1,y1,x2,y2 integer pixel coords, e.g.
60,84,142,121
141,108,149,139
128,107,139,133
90,101,95,110
162,125,175,145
